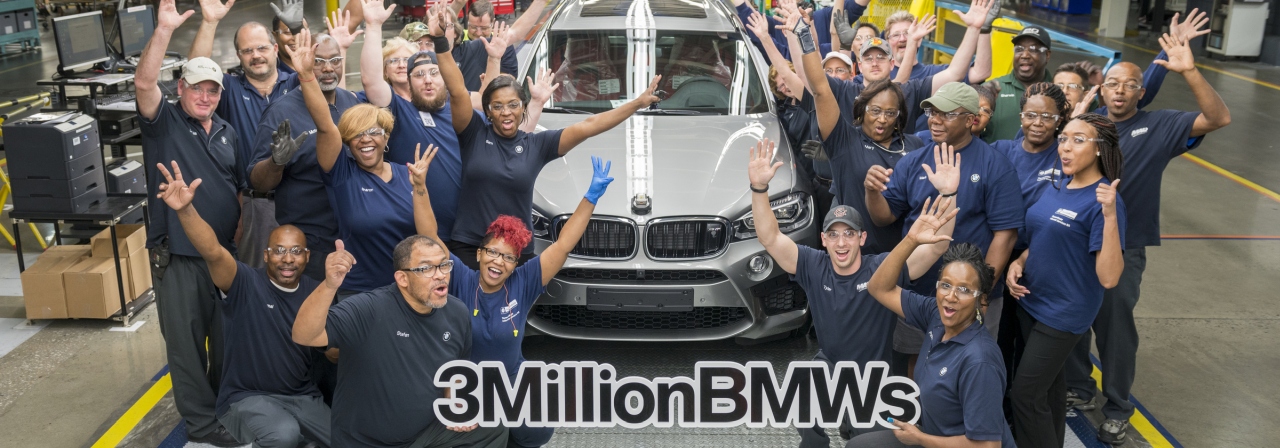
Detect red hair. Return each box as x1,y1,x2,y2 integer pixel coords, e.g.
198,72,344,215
483,215,532,255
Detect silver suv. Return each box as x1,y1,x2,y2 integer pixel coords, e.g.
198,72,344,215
521,0,817,342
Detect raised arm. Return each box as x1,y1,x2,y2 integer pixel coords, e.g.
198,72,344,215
359,0,397,107
250,119,309,191
522,67,558,133
326,9,365,56
409,144,446,242
747,11,804,94
782,8,838,140
930,0,990,92
1095,180,1123,288
287,30,342,172
156,161,237,292
293,240,355,347
479,22,512,93
1138,9,1210,109
188,0,233,59
558,76,662,155
1153,33,1230,137
776,2,813,91
906,144,961,280
540,156,613,285
747,139,801,274
894,15,936,85
429,7,474,133
508,0,549,42
869,196,957,318
137,0,194,120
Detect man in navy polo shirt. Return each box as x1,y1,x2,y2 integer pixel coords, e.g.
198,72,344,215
360,0,464,244
189,0,298,270
136,1,244,444
452,0,517,91
854,6,996,85
1064,33,1231,445
156,162,330,448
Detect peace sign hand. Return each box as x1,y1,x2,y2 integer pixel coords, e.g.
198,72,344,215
923,143,961,196
155,161,203,211
409,143,438,191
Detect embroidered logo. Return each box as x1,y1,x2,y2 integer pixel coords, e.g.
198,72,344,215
361,187,374,192
833,208,847,218
266,303,275,309
515,145,524,154
221,136,227,145
940,367,949,377
397,331,410,338
1131,127,1149,138
242,95,251,101
823,285,832,292
856,282,868,292
443,331,452,341
970,174,981,183
501,300,520,314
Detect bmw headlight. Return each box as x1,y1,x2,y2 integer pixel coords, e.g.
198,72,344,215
532,209,552,239
732,192,812,240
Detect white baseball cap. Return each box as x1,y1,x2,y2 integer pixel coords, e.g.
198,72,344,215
181,57,224,88
821,52,854,68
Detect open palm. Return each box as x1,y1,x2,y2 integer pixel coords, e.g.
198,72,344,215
923,143,961,195
748,138,783,188
155,161,202,211
906,196,956,245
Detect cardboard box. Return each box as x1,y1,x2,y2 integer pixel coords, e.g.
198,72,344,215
127,246,152,297
90,224,147,258
42,245,92,259
22,255,87,319
64,257,132,319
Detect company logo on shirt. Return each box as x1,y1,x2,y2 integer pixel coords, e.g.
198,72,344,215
443,331,452,341
1035,168,1061,182
266,303,275,309
823,285,832,292
970,174,981,183
939,367,949,377
242,95,251,102
397,331,410,338
514,145,524,154
501,300,520,314
221,136,227,145
486,140,494,145
190,130,198,136
856,282,868,292
1131,127,1149,138
1000,93,1016,98
361,187,374,192
918,176,927,180
1051,208,1078,227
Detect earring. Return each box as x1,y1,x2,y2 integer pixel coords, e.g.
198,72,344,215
975,308,984,325
1096,151,1101,156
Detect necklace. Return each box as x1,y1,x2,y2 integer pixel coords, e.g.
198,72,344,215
474,282,520,337
869,137,906,155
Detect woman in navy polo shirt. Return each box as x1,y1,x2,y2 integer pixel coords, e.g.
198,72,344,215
410,148,615,448
290,30,418,293
991,83,1071,221
1004,113,1126,447
856,197,1015,447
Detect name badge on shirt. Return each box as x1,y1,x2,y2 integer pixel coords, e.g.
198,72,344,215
419,111,436,128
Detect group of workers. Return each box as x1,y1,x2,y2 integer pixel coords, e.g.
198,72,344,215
127,0,1230,445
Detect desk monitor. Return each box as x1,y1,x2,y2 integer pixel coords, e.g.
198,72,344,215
53,11,111,73
117,5,155,58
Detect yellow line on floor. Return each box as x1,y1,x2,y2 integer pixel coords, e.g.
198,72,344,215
91,373,173,448
1088,366,1174,448
1180,154,1280,203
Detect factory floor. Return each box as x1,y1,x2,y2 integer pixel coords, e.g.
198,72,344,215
0,0,1278,446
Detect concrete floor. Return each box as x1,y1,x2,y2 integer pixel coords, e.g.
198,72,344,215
0,0,1278,446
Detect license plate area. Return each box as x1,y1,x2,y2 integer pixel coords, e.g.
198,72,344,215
586,288,694,312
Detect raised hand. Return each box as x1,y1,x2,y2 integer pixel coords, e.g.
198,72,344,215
408,143,438,190
285,28,315,76
427,4,449,40
155,161,203,211
197,0,234,23
982,0,1002,31
325,240,356,289
800,140,827,162
864,165,892,192
1071,85,1099,118
361,0,397,26
157,0,195,31
1154,33,1196,73
636,75,662,107
527,67,559,105
907,14,938,43
906,196,958,245
1170,8,1210,42
923,143,961,195
270,119,309,166
326,9,364,50
483,21,512,59
270,0,303,29
957,0,992,29
1006,259,1028,298
833,9,856,48
748,138,784,190
1096,179,1120,216
772,4,802,34
584,156,614,204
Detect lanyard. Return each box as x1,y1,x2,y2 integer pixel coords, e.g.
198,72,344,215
474,282,519,337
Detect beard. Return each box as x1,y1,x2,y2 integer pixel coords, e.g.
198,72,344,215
412,87,446,112
408,278,448,310
318,71,341,92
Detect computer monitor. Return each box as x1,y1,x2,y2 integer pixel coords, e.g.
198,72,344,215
117,5,155,58
52,11,111,73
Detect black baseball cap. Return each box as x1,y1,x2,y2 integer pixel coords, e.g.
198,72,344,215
823,205,865,232
1012,25,1051,50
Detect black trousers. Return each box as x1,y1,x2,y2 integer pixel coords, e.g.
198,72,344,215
1064,248,1147,421
1011,306,1082,448
153,252,224,437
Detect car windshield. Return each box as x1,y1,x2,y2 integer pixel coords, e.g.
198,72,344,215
527,30,769,115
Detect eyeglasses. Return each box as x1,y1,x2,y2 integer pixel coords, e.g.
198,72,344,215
480,247,518,263
274,28,295,36
237,44,273,56
355,127,387,139
937,281,982,300
386,57,410,66
488,101,523,113
865,107,900,119
1019,111,1060,123
861,53,890,63
1056,82,1086,92
822,229,860,241
1057,135,1103,145
185,85,222,98
1101,81,1141,92
401,260,455,277
1014,45,1048,54
314,56,344,68
886,31,909,41
925,109,970,122
410,68,441,79
266,246,309,256
825,67,850,75
978,107,993,116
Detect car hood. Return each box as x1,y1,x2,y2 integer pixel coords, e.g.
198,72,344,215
533,113,802,222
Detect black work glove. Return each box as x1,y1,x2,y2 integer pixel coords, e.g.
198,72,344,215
800,140,828,162
270,119,309,166
834,9,856,49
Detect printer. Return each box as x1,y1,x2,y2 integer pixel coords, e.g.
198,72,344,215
3,112,106,214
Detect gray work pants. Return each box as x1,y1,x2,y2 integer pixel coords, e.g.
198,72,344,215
153,252,224,438
411,420,508,448
1065,247,1147,421
220,394,331,448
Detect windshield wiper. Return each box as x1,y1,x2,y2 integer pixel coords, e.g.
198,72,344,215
542,106,593,114
636,109,723,116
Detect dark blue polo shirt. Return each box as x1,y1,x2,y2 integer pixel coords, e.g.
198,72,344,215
992,138,1060,249
1094,109,1201,249
853,62,950,85
829,75,933,134
140,100,244,257
248,88,361,255
882,137,1023,294
448,253,542,376
277,58,296,76
322,151,416,292
326,286,472,448
217,71,299,176
778,91,831,181
216,263,322,416
451,110,564,252
737,3,850,61
901,291,1014,446
824,120,924,254
452,39,518,92
1022,179,1127,334
794,248,906,365
385,94,463,241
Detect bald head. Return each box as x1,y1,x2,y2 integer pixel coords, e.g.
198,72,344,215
268,225,307,248
1105,62,1144,84
234,22,275,51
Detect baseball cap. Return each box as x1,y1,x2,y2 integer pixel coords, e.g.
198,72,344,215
181,57,223,89
409,51,439,71
823,205,865,232
1012,25,1051,50
858,37,893,60
921,82,980,114
822,52,853,68
400,22,431,42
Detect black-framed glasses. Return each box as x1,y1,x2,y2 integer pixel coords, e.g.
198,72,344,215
925,109,970,122
480,247,518,263
1019,111,1061,123
937,281,982,300
1014,44,1049,54
1057,135,1103,145
401,260,455,277
865,107,900,119
266,246,309,256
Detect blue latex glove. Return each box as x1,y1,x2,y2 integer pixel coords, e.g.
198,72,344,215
584,156,614,204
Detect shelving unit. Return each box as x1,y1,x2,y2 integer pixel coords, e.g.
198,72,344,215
0,0,40,54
